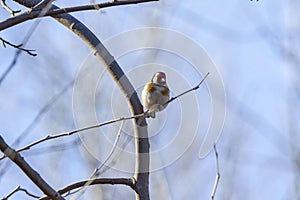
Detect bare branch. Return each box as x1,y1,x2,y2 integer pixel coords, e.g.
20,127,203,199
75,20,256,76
210,145,220,200
2,186,40,199
0,37,37,56
44,0,159,15
0,136,65,200
0,0,21,16
163,72,210,107
39,178,136,200
0,0,158,31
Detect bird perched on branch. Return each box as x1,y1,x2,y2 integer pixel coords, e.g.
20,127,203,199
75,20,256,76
141,72,170,118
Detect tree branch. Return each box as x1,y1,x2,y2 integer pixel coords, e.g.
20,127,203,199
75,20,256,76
39,178,136,200
0,136,64,200
0,0,158,31
0,37,37,56
44,0,158,15
0,0,21,16
2,186,40,199
163,72,210,107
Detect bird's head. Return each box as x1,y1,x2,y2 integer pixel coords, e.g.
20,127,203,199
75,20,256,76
152,72,167,85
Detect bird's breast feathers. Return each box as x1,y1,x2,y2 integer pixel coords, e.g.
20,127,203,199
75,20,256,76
142,82,169,110
144,82,169,97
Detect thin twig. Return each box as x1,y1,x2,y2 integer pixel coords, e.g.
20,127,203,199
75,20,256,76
0,0,21,16
0,37,36,56
210,144,220,200
39,178,135,200
18,187,40,199
163,72,210,107
2,186,40,199
2,186,20,200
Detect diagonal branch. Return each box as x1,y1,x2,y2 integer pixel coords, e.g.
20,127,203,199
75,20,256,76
0,0,158,31
0,136,64,200
163,72,210,107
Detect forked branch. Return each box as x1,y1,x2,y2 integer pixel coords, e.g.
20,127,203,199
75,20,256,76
0,0,21,16
2,186,39,199
0,37,37,56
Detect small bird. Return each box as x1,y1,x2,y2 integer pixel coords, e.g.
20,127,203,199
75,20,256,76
141,72,170,118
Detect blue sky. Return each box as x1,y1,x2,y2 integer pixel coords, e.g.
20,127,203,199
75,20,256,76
0,0,298,199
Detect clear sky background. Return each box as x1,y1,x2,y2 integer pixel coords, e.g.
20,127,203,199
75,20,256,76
0,0,299,199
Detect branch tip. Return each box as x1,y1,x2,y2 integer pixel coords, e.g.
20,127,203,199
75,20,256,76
211,144,220,200
0,37,37,56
